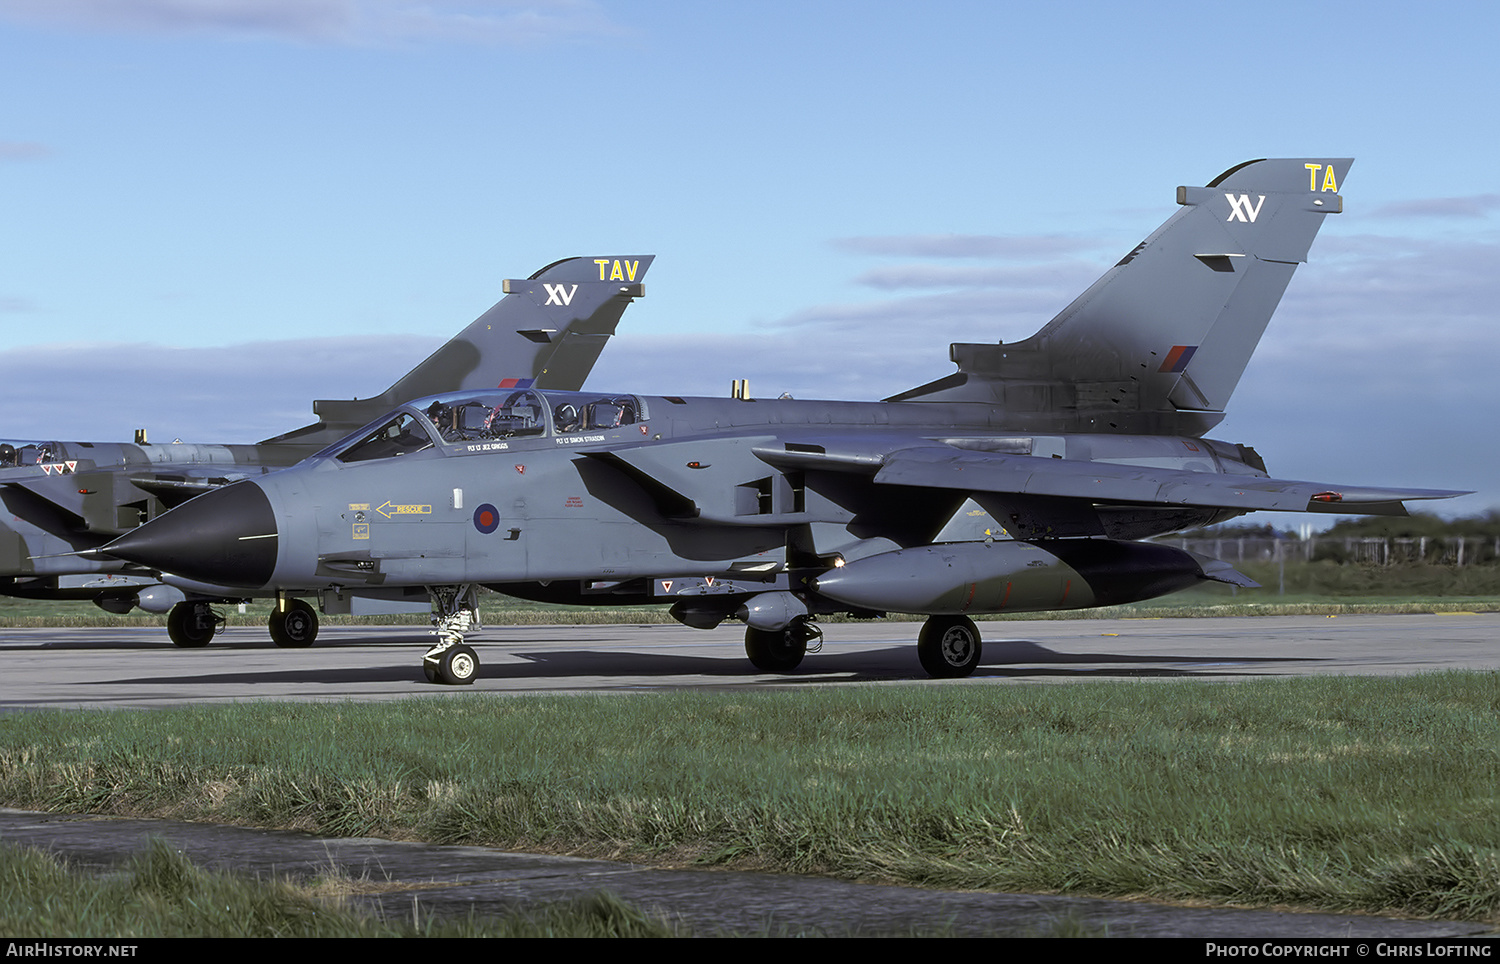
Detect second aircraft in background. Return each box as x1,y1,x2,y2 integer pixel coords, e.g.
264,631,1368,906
4,255,652,645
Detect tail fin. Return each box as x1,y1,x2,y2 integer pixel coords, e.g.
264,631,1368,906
889,159,1351,435
262,255,653,446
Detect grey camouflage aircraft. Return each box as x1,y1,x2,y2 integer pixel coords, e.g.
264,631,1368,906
101,159,1467,682
4,255,652,645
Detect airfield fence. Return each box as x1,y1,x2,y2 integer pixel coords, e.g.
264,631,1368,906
1165,536,1500,567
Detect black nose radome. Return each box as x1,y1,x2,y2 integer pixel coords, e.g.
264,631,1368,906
103,481,278,589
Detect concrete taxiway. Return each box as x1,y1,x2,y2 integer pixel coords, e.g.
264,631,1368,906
1,612,1497,709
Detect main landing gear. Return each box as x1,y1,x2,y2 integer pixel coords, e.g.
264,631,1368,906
166,601,224,647
917,614,983,678
268,598,318,648
744,616,823,673
166,597,323,648
422,584,482,685
740,613,983,679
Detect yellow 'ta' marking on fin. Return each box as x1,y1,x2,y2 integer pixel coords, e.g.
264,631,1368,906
1307,162,1339,193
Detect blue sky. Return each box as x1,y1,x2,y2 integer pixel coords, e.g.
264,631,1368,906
2,0,1497,524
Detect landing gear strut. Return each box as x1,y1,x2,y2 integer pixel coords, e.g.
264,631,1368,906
268,598,318,648
422,584,481,685
745,616,822,673
917,614,982,678
166,601,224,648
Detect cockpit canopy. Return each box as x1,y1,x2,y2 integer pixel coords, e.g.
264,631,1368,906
331,390,646,464
0,440,58,469
425,390,547,443
336,413,433,464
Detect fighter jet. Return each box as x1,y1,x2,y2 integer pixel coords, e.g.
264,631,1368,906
100,160,1467,682
4,255,653,645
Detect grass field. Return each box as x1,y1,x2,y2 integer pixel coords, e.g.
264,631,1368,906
2,676,1498,923
7,564,1499,931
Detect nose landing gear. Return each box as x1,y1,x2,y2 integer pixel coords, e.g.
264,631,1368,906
422,585,482,685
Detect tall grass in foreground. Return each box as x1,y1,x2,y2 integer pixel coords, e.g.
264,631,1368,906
0,840,685,937
0,841,1031,937
1,676,1498,920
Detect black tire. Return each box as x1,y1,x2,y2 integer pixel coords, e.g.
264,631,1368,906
268,599,319,648
745,624,807,673
166,602,218,648
430,645,478,685
917,615,982,678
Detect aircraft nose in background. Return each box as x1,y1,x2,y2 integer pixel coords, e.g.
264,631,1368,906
103,481,279,589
